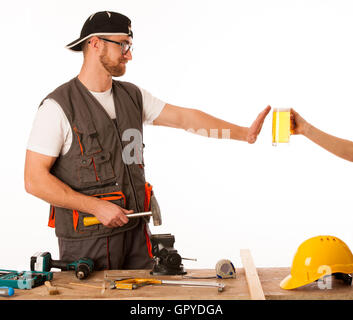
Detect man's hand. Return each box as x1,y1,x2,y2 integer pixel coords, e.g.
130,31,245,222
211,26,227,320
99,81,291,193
246,105,271,144
94,200,133,228
290,108,309,135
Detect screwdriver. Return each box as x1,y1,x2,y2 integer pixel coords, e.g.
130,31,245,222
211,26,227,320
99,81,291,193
0,287,14,297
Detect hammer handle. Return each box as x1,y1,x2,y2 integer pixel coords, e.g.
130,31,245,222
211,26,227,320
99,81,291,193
83,211,152,227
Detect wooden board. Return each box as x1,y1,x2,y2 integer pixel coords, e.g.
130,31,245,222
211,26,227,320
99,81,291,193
240,249,266,300
258,267,353,300
1,267,353,300
0,269,249,300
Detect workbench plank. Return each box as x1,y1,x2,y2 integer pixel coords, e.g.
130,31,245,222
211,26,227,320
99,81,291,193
258,268,353,300
1,269,249,300
1,267,353,300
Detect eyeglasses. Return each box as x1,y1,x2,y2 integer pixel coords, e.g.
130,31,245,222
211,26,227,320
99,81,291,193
98,37,133,55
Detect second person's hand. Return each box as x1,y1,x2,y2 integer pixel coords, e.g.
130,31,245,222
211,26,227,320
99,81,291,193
290,108,310,135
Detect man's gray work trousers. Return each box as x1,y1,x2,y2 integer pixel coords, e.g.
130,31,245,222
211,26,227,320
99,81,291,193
58,219,153,270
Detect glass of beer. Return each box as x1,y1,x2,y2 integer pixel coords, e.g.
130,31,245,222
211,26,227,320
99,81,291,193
272,108,292,146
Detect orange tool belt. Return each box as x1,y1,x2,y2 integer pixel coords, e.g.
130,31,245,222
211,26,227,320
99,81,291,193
48,182,154,232
48,191,125,231
143,182,154,258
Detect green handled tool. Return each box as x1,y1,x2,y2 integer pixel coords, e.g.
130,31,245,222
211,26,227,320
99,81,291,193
0,269,53,289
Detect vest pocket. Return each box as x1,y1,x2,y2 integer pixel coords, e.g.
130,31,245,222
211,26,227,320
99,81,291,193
79,151,115,184
76,185,126,233
73,124,102,156
84,129,103,156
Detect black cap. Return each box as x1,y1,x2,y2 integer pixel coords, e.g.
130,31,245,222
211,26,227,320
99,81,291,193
66,11,133,52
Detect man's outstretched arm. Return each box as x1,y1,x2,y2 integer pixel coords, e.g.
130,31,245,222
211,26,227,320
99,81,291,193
153,104,271,143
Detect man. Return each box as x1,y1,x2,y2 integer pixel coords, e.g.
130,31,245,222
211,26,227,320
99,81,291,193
24,11,271,270
291,109,353,162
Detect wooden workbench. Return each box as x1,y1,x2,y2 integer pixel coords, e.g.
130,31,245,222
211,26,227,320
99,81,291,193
2,268,353,300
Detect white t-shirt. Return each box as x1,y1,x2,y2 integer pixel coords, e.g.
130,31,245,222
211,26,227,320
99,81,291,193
27,86,166,157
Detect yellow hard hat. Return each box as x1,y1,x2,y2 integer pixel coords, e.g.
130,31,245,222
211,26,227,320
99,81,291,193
280,235,353,290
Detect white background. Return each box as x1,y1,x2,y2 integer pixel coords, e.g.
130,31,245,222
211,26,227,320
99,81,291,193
1,0,352,272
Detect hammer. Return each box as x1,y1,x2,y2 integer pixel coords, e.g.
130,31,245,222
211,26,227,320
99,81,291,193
83,194,162,227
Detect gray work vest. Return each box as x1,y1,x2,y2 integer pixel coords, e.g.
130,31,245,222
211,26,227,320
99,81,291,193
42,77,148,240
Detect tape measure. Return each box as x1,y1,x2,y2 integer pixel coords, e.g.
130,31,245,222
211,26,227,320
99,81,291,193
215,259,236,279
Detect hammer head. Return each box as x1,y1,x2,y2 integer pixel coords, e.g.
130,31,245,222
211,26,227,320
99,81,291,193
150,194,162,226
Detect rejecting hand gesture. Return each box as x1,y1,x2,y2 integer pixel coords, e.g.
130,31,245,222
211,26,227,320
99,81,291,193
246,105,271,144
